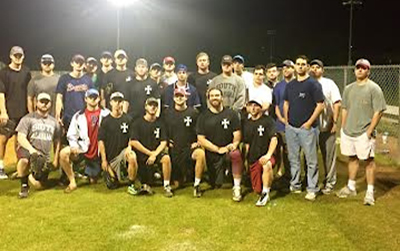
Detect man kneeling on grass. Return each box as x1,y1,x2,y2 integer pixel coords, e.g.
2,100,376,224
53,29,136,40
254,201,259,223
243,98,278,206
130,97,173,197
98,92,139,193
16,93,61,198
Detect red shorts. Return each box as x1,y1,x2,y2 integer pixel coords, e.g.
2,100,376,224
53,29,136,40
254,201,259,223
249,156,276,194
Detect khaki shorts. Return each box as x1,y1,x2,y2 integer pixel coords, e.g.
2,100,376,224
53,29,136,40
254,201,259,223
109,149,128,181
340,130,375,160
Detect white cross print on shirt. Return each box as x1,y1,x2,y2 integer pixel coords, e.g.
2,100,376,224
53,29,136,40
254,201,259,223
120,122,129,133
257,125,265,136
154,128,160,139
221,118,230,129
184,116,192,127
145,85,152,95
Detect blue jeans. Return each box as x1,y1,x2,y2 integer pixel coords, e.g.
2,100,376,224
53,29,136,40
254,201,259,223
285,124,319,193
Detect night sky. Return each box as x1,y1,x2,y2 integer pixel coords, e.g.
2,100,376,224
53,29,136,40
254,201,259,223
0,0,398,71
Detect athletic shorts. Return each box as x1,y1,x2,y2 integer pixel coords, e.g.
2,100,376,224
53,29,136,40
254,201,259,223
249,156,276,194
0,118,21,138
137,150,169,184
340,130,375,160
170,146,198,183
109,149,128,181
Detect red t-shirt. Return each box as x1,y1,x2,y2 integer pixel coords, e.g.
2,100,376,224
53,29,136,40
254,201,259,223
84,108,101,159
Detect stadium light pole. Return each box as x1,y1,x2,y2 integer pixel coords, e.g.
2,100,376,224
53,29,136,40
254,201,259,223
108,0,137,49
343,0,363,66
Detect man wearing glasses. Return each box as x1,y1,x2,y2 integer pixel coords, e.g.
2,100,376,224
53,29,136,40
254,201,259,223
27,54,60,116
0,46,32,179
337,59,386,206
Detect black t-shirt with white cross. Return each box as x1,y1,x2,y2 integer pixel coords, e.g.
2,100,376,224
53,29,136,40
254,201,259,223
188,71,218,111
98,113,133,161
131,117,167,153
196,108,241,147
127,78,160,120
163,107,199,149
101,68,135,109
243,115,277,164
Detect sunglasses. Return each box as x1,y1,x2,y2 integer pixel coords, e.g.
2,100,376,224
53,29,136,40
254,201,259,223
42,61,53,66
39,99,50,105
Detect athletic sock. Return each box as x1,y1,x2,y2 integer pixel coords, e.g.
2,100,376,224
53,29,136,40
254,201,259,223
0,159,4,169
367,185,374,193
194,178,201,187
21,176,28,186
347,179,356,191
164,180,170,187
262,186,270,194
233,178,241,187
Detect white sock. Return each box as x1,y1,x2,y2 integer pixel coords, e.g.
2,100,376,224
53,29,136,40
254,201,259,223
164,180,170,187
347,180,356,191
367,185,374,193
194,178,201,187
0,159,4,169
233,178,241,187
262,187,270,194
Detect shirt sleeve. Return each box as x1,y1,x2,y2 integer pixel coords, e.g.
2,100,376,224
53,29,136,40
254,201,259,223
15,116,30,135
98,117,107,141
341,86,350,110
159,121,168,141
192,86,201,108
242,120,251,144
230,110,241,132
0,70,6,94
27,78,35,97
330,80,342,103
311,80,325,103
283,83,289,101
232,78,246,111
196,113,206,136
371,84,387,113
130,120,140,141
55,75,66,95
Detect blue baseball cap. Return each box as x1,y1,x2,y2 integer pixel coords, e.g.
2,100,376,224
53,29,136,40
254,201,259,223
233,55,245,64
176,64,188,72
85,89,99,97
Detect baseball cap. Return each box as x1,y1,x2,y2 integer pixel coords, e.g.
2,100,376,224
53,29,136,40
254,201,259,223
114,49,128,58
10,46,24,56
136,58,148,67
355,58,371,69
85,88,99,98
145,97,158,106
37,92,51,101
233,55,245,64
110,92,124,100
310,59,324,68
176,64,187,72
86,57,98,65
248,98,263,107
101,51,113,58
150,63,162,70
71,54,85,64
221,55,233,64
281,59,294,67
163,56,175,64
174,87,189,96
41,54,55,63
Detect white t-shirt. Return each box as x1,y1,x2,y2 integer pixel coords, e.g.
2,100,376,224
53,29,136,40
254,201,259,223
318,77,342,131
248,82,272,115
237,71,253,89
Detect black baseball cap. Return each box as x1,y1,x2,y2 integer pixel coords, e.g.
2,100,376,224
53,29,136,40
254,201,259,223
310,59,324,68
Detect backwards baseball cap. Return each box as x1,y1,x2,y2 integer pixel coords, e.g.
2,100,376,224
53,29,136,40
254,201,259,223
101,51,113,58
281,59,294,67
248,97,263,107
114,49,128,58
310,59,324,68
233,55,245,64
136,58,148,67
71,54,85,64
110,92,124,100
150,63,162,70
176,64,187,72
221,55,233,64
86,57,98,65
145,97,158,106
41,54,54,63
85,88,99,97
10,46,24,56
174,87,189,96
355,58,371,69
37,92,51,101
163,56,175,64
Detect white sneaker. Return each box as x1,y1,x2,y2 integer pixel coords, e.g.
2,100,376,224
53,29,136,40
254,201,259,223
336,186,357,198
0,169,8,180
255,192,270,207
364,191,375,206
305,192,316,201
232,186,242,202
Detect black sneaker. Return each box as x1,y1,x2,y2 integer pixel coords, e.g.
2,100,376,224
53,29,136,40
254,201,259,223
19,184,29,199
193,185,202,198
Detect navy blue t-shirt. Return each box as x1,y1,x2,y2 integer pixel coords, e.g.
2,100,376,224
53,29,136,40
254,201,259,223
283,77,324,128
273,80,289,132
56,73,93,125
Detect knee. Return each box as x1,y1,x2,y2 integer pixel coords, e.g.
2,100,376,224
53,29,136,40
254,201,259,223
263,163,272,173
193,148,205,161
126,151,137,164
60,148,71,162
161,155,171,165
229,150,242,162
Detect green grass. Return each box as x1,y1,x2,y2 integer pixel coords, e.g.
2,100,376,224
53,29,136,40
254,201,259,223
1,160,399,251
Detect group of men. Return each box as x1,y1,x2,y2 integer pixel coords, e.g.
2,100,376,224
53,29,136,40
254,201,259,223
0,45,386,207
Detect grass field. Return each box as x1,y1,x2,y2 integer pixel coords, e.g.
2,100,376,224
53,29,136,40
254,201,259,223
1,139,400,251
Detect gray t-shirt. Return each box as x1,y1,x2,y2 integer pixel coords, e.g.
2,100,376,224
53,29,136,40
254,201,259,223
16,112,61,158
209,74,246,111
342,79,386,137
27,74,60,115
